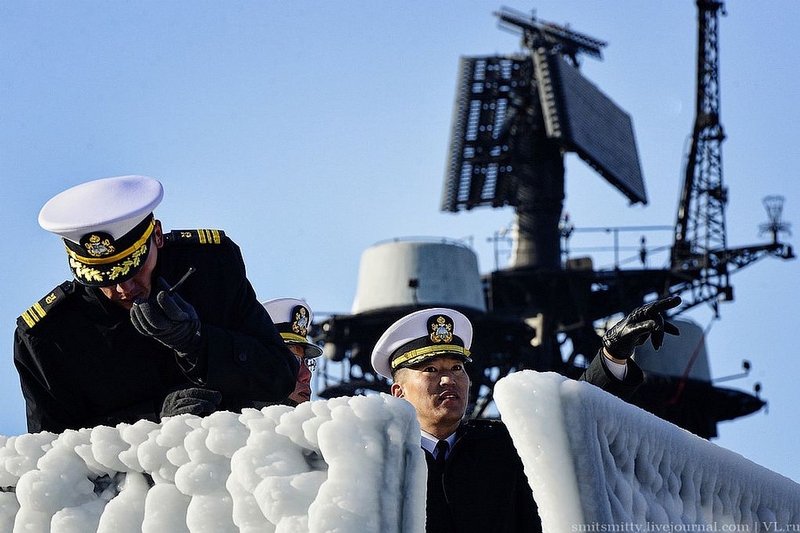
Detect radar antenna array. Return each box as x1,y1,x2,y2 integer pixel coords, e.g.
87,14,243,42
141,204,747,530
316,3,792,441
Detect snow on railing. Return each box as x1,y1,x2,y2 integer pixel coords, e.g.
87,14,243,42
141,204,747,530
495,371,800,532
0,395,425,533
2,371,799,532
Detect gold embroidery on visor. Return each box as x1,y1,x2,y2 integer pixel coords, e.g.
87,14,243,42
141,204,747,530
68,243,147,284
390,344,471,370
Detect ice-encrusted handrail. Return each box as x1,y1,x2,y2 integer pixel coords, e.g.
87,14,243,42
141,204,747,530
3,372,798,532
495,371,800,532
0,395,426,533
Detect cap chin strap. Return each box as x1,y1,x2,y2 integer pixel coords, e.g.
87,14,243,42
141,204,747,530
391,344,471,370
281,332,310,344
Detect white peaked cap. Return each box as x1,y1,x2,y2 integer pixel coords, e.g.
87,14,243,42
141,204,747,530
39,175,164,243
263,297,323,359
371,307,473,380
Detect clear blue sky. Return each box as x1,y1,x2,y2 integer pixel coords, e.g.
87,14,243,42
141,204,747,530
2,1,798,483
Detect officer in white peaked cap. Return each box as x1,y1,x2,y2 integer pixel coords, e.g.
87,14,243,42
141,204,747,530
372,298,680,532
14,175,298,433
263,297,323,405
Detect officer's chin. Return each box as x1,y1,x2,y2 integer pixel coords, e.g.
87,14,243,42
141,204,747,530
114,299,136,310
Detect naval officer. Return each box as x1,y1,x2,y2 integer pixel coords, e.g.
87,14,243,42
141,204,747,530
372,298,680,532
14,175,298,433
262,297,324,406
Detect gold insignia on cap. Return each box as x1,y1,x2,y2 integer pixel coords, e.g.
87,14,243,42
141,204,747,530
84,234,116,258
69,257,104,284
107,244,148,281
429,315,454,344
292,306,309,337
68,242,148,284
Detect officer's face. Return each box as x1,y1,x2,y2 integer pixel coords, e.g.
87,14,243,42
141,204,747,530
98,224,164,310
287,344,312,404
391,356,470,437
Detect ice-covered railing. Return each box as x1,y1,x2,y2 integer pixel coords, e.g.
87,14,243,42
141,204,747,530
0,395,426,533
495,371,800,532
3,372,799,532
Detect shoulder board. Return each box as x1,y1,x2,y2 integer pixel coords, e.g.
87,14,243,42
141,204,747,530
163,229,226,245
17,280,76,332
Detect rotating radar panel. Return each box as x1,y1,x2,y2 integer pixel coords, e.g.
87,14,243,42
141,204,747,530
442,55,532,213
442,52,646,212
534,50,647,205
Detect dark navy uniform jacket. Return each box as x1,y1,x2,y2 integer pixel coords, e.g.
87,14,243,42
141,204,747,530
423,353,644,532
14,230,299,434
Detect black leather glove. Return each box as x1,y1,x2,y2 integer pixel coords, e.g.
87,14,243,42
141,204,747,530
160,387,222,418
602,295,681,359
130,278,202,357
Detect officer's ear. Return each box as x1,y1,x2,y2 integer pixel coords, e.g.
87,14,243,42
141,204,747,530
390,381,404,399
154,220,164,248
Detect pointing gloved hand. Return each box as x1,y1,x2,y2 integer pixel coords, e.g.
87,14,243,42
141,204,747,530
160,387,222,418
130,277,202,357
602,295,682,360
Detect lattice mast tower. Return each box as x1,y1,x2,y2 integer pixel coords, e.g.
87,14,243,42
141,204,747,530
672,0,730,313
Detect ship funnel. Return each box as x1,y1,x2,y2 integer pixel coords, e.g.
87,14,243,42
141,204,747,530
351,239,487,314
